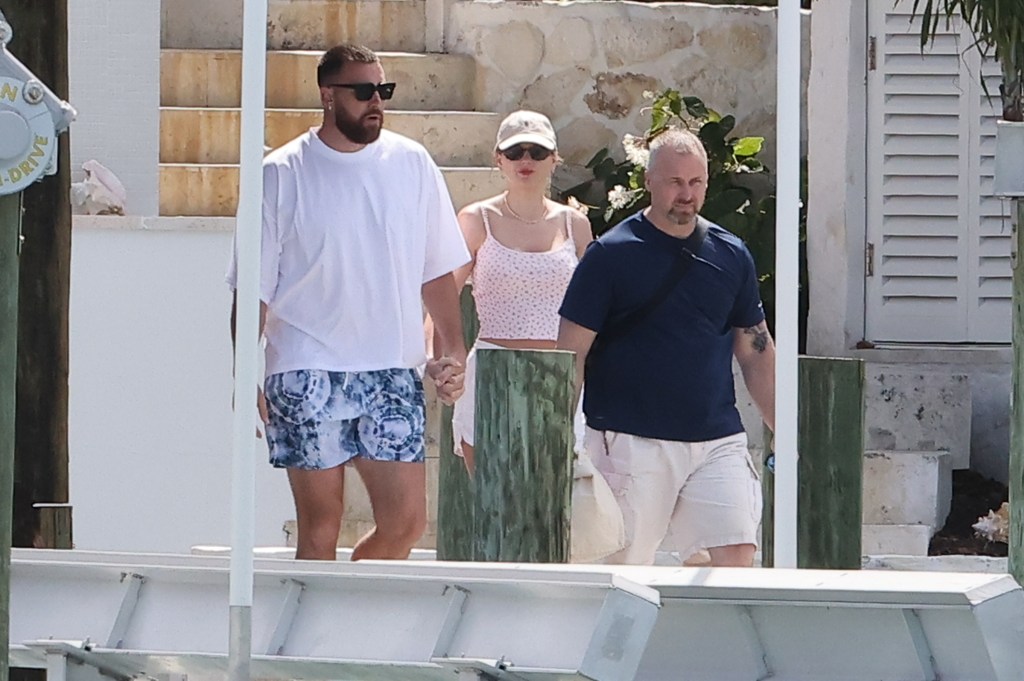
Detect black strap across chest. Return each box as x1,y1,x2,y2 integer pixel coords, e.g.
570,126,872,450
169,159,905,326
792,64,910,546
596,218,708,346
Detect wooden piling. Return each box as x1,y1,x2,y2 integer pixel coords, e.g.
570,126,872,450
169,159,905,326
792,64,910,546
437,407,475,560
472,348,575,563
1010,200,1024,585
0,192,21,681
33,503,72,549
436,287,477,561
762,356,864,569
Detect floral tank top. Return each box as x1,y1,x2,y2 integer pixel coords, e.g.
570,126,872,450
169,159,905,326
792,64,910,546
472,208,579,341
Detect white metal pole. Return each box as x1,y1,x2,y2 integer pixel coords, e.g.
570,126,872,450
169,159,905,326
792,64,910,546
230,0,267,678
773,0,801,569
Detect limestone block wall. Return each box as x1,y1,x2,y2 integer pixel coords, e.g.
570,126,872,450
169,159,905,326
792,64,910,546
446,0,810,186
161,0,428,52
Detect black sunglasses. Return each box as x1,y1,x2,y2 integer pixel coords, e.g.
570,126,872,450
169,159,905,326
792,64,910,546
501,144,554,161
326,82,397,101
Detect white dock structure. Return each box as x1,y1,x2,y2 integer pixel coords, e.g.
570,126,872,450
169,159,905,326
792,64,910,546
8,549,1024,681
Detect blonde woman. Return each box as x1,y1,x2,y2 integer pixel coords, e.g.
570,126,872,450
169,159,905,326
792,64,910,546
451,110,592,474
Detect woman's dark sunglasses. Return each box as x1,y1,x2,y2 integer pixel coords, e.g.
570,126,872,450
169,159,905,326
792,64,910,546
501,144,554,161
327,82,397,101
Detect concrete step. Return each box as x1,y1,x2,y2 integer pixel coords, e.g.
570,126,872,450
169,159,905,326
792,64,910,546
160,108,500,166
163,0,427,52
161,50,477,111
159,163,504,216
862,450,952,530
861,524,931,556
863,368,971,469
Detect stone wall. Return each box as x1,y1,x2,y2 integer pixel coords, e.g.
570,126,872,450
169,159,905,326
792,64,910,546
159,0,811,191
446,0,810,187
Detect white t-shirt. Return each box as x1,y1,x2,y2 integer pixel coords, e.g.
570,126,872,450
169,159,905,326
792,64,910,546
226,128,470,375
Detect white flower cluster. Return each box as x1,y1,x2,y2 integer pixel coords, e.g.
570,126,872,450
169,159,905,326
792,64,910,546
621,134,649,168
608,184,642,210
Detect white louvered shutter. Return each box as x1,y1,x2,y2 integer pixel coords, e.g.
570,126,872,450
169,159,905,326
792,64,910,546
968,56,1012,342
865,0,1008,343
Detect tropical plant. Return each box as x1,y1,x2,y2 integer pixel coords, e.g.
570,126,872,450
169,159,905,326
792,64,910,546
562,90,771,235
910,0,1023,120
559,90,808,348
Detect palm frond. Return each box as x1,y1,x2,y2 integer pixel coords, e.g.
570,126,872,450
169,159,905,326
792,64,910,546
909,0,1024,120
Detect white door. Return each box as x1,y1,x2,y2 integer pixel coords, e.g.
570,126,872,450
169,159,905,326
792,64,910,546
865,0,1009,343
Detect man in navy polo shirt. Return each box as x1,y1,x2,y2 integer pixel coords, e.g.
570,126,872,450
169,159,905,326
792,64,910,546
557,128,775,567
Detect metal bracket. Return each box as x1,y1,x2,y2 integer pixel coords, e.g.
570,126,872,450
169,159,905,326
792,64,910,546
431,584,470,658
0,44,75,134
735,604,771,681
106,573,145,649
432,657,528,681
265,578,305,655
902,609,939,681
23,641,136,681
0,9,76,195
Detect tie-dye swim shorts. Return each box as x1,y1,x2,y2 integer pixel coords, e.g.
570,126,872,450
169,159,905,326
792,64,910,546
263,368,425,469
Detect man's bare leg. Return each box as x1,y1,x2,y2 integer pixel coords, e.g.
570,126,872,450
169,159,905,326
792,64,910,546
707,543,756,567
350,459,427,560
287,466,346,560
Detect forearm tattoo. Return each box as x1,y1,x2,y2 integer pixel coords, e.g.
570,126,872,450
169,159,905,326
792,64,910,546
742,324,769,353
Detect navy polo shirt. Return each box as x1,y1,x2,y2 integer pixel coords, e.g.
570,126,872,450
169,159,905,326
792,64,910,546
559,211,765,442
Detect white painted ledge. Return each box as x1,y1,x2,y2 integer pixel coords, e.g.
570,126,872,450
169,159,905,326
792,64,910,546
72,214,235,232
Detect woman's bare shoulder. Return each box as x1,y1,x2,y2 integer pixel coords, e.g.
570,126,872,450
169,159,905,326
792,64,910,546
458,195,504,222
457,196,504,247
558,203,594,245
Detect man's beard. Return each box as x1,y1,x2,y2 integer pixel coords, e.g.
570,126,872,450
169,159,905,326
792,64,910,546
667,203,697,225
335,107,384,144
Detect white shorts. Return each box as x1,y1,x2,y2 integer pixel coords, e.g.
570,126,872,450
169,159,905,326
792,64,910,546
452,340,586,456
587,427,762,565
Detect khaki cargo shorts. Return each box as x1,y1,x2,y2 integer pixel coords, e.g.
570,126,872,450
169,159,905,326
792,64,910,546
587,427,762,565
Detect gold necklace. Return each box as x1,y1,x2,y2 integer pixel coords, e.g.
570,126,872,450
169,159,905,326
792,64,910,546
503,193,547,224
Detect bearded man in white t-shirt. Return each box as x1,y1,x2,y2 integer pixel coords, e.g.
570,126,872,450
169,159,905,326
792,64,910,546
227,44,471,561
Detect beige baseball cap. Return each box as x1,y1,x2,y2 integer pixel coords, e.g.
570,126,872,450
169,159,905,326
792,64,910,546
495,110,557,151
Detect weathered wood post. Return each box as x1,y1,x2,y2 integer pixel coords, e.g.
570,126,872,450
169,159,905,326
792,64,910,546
437,405,475,560
33,502,72,549
436,287,477,560
1011,200,1024,585
0,192,21,681
762,356,864,569
472,348,575,562
6,0,73,552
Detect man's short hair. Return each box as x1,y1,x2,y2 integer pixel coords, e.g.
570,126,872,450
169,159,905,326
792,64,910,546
317,44,379,86
647,128,708,171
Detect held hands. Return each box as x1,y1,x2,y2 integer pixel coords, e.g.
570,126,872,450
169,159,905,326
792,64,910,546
426,356,466,406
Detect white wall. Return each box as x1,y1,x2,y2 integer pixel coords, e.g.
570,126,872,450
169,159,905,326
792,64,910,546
68,217,294,552
804,0,866,356
68,0,160,215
